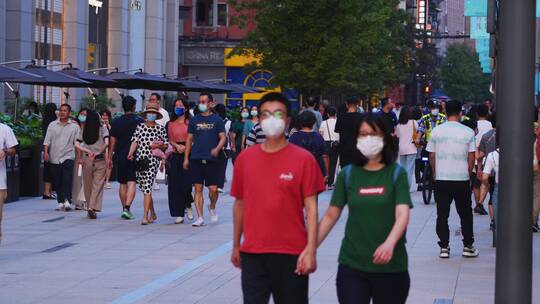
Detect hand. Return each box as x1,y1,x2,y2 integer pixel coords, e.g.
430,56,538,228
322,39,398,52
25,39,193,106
210,148,220,158
150,143,160,150
183,159,189,170
43,152,49,162
107,159,113,169
373,241,395,265
176,144,186,154
0,149,5,161
231,247,241,269
295,248,317,275
127,154,134,161
88,152,96,161
476,170,483,180
78,158,84,165
231,146,237,153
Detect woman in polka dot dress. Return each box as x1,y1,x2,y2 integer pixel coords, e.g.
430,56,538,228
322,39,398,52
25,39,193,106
128,103,168,225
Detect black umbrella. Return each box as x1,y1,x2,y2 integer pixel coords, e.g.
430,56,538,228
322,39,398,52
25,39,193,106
175,79,234,94
108,71,184,91
19,65,91,87
59,67,118,88
210,82,263,93
0,65,46,83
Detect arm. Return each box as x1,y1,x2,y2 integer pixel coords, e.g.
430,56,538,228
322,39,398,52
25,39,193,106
316,205,343,247
231,199,244,268
373,205,410,264
230,130,237,152
429,152,436,178
183,133,194,170
468,152,475,177
323,155,329,180
43,145,50,162
296,195,318,275
127,140,138,161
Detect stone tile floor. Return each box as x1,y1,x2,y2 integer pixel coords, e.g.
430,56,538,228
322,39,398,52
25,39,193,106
0,178,539,303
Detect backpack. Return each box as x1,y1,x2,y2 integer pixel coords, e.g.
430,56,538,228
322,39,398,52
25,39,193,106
342,163,403,201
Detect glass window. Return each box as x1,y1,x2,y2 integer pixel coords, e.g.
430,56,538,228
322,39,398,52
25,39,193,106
195,0,214,27
218,3,227,26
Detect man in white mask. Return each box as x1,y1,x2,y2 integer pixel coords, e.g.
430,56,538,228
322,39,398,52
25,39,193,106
230,92,325,304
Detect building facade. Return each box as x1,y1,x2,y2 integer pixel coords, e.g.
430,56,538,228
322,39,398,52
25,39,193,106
0,0,179,110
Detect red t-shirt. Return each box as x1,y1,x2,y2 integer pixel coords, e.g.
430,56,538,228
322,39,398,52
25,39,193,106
231,144,325,255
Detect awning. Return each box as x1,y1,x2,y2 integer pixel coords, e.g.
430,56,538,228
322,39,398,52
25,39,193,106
18,65,91,87
0,65,46,83
59,67,118,88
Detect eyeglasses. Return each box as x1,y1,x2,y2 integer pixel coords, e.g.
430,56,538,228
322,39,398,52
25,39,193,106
260,110,285,119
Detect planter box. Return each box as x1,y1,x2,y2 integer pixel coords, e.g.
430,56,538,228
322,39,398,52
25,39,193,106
6,155,20,203
18,145,44,197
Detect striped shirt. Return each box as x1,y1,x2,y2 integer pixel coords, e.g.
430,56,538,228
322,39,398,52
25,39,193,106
246,123,266,146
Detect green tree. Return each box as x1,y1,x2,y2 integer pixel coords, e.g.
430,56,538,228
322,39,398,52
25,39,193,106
229,0,414,97
438,43,492,102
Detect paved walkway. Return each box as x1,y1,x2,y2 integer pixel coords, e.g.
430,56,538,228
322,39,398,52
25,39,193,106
0,175,539,303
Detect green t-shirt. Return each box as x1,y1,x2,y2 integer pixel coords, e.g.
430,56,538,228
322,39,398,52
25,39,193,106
331,163,413,273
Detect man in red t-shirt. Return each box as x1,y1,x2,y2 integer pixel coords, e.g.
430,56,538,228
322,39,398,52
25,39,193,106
231,92,325,304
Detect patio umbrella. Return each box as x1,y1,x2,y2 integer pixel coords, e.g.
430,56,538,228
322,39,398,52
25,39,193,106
0,65,45,83
18,65,91,87
108,72,184,91
175,79,233,94
59,67,118,88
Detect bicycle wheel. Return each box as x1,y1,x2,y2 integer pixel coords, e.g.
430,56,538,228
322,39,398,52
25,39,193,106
422,164,433,205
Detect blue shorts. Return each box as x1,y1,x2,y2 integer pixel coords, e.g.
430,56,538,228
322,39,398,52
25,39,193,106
190,159,220,186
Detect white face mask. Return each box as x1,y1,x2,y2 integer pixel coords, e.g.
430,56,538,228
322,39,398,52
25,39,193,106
356,135,384,159
260,116,286,139
431,109,440,116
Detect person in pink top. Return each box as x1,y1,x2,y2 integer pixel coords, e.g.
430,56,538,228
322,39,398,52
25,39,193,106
394,106,418,190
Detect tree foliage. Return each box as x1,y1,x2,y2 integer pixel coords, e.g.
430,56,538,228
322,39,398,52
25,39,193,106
438,43,492,102
229,0,414,97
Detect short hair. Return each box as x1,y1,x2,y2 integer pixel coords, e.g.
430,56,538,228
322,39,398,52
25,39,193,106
150,93,161,101
346,97,359,105
351,113,397,167
60,103,71,112
298,110,317,129
381,97,391,108
477,104,489,118
99,109,112,119
306,96,318,107
214,103,227,119
258,92,291,116
446,100,462,117
200,92,214,102
122,95,137,112
327,106,337,117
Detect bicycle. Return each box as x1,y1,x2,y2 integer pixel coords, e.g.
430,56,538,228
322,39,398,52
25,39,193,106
419,155,434,205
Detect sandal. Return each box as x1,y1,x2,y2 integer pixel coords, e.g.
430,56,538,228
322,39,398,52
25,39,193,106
141,218,149,225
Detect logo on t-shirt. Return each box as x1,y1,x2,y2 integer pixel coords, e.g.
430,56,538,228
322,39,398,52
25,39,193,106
279,172,294,181
196,123,215,131
358,186,386,196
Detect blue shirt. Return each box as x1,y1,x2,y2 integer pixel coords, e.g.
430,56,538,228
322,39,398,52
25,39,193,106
188,113,225,160
289,131,329,175
110,113,144,161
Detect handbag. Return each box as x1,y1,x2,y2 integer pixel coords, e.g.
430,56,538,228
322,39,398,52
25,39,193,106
326,120,339,150
135,158,150,172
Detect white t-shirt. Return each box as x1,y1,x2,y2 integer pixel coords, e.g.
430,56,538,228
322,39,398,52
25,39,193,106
395,120,418,155
224,119,232,150
0,123,18,190
476,119,493,147
319,118,340,142
156,107,170,127
426,121,476,181
483,150,500,184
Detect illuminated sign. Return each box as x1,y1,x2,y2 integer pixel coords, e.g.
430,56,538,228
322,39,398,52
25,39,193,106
416,0,428,30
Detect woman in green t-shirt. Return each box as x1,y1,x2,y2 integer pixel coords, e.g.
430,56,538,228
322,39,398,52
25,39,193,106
301,113,413,304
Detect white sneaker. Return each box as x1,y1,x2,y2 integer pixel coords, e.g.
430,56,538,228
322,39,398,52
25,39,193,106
192,217,205,227
56,203,64,211
175,217,184,224
208,205,218,223
64,201,72,211
218,188,223,193
153,183,160,191
186,208,194,221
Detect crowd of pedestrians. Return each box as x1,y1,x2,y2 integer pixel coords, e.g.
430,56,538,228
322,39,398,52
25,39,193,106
2,90,540,304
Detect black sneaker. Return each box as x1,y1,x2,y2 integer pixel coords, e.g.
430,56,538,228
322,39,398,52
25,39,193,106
532,223,540,233
462,246,479,257
439,247,450,259
474,205,488,215
87,210,97,219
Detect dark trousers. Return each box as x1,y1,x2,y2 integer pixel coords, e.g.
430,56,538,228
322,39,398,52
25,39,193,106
336,264,410,304
50,160,74,204
217,150,230,189
167,153,193,217
435,180,475,247
240,253,308,304
325,142,339,186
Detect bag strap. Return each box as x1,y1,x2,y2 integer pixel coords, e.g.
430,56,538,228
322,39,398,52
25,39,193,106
326,120,333,141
